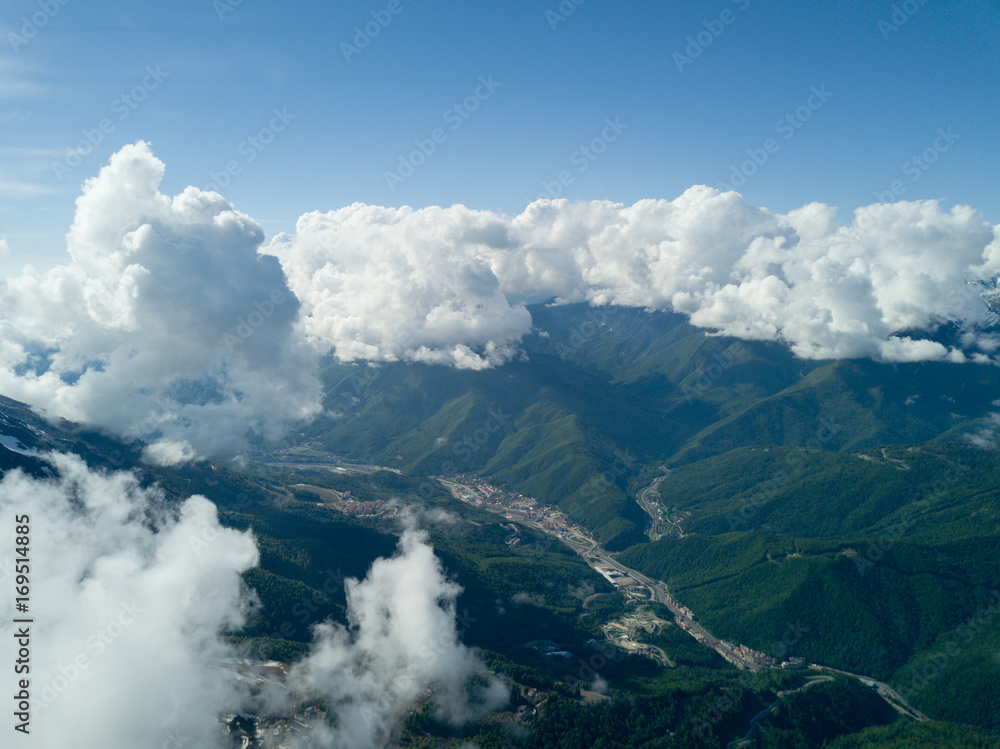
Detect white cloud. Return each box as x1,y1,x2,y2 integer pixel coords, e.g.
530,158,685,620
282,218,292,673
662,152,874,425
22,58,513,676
0,142,322,458
0,457,503,747
141,439,197,466
0,454,259,748
267,204,532,369
498,192,1000,362
271,187,998,364
0,58,43,101
2,144,998,460
0,177,61,198
283,524,508,748
501,187,793,309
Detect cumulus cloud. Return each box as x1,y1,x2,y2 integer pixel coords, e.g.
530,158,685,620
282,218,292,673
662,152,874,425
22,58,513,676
0,453,259,748
3,143,998,459
141,438,198,466
0,142,321,459
268,187,1000,365
267,204,532,369
498,191,1000,361
0,457,502,747
283,524,508,748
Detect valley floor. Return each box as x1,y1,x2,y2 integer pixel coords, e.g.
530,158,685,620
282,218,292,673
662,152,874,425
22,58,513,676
436,473,930,724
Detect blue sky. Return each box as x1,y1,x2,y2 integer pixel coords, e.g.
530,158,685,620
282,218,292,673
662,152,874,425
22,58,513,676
1,0,998,270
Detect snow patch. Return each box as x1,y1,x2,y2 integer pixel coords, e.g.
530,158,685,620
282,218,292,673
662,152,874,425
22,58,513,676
0,434,36,457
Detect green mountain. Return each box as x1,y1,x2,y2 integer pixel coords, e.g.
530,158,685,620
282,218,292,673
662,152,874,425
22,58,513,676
6,301,1000,746
303,303,1000,544
293,302,1000,738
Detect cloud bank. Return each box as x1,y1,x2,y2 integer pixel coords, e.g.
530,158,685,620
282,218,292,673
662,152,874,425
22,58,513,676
270,187,1000,366
0,142,321,459
2,143,999,458
0,456,500,748
268,204,531,370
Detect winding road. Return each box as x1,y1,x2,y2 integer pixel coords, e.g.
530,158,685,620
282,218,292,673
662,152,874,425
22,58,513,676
437,475,929,725
636,471,668,539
